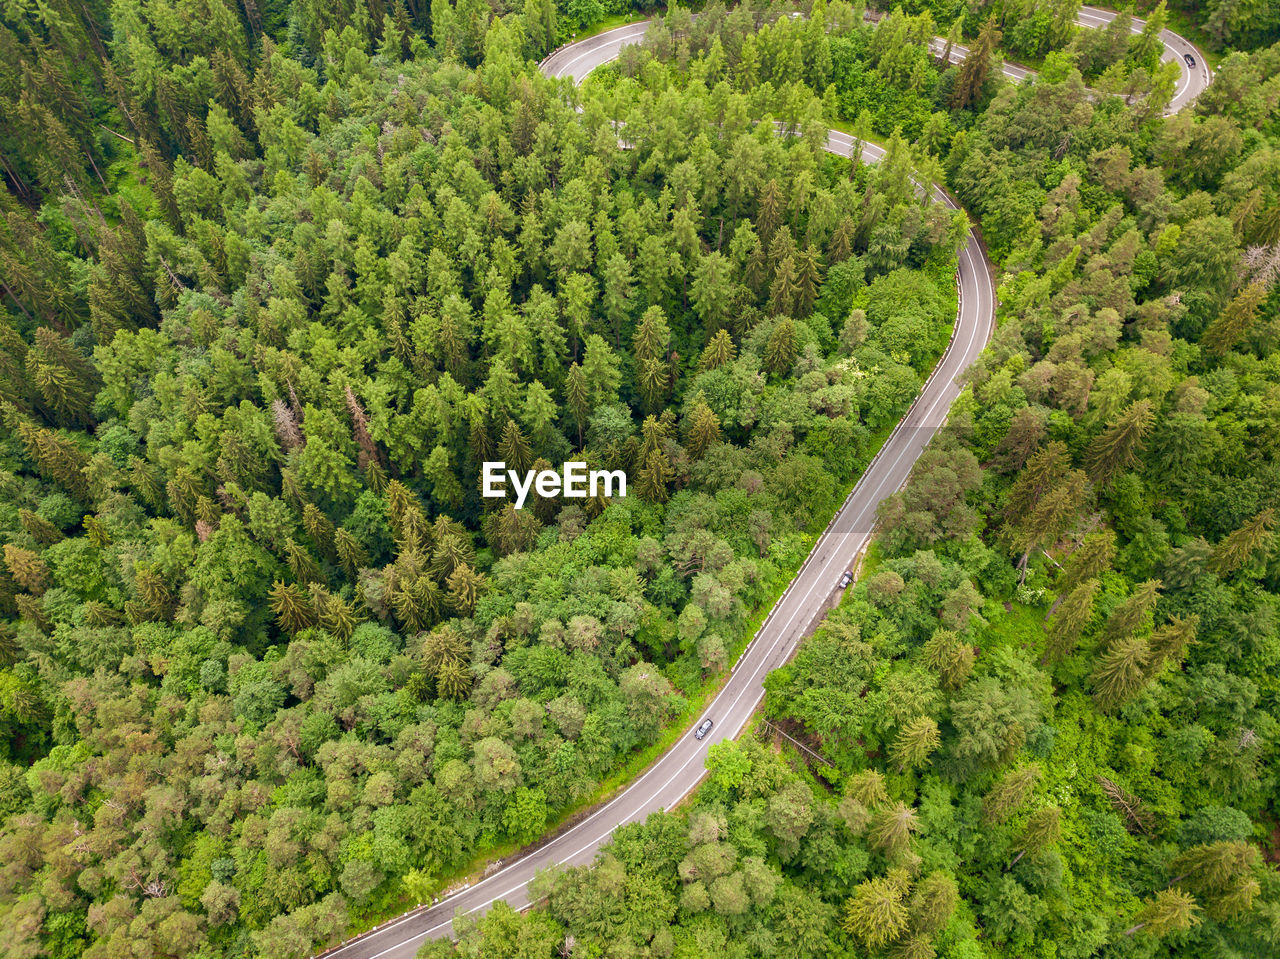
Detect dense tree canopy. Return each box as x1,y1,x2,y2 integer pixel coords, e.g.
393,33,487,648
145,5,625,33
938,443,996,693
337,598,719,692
2,0,1279,958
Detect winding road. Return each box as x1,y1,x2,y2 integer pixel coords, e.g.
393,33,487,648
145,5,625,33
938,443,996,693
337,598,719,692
319,11,1210,959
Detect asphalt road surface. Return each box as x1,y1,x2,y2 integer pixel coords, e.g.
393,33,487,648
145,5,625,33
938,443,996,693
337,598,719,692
318,11,1211,959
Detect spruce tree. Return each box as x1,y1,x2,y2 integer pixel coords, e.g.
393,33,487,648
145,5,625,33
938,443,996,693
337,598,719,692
983,764,1041,825
1090,634,1152,712
1169,841,1261,920
1202,281,1266,356
685,395,722,460
1085,399,1155,485
842,870,911,949
1060,529,1116,591
891,716,940,773
1209,509,1275,577
1099,580,1162,649
950,16,1001,109
1124,888,1200,937
869,802,918,860
698,329,736,371
269,581,314,634
1042,578,1099,665
922,629,974,689
764,318,799,375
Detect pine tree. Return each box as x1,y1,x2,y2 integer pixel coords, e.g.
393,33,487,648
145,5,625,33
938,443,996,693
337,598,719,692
1209,509,1275,577
1085,399,1155,485
422,623,469,675
1202,282,1266,356
1090,634,1152,712
1124,888,1200,937
983,764,1041,825
922,629,974,689
1042,578,1099,665
698,329,736,371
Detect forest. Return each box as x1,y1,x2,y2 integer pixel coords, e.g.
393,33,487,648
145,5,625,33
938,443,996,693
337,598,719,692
1,0,1278,957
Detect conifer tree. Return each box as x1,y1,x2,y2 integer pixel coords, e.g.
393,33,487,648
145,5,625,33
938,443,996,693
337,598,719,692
1202,281,1266,356
564,363,590,447
446,565,485,614
685,395,722,460
950,16,1000,109
1042,578,1099,665
842,869,911,949
334,529,368,579
1100,580,1162,649
636,448,674,503
270,581,314,634
891,716,941,772
869,803,918,860
1209,509,1275,577
1146,615,1198,672
983,764,1041,825
1060,529,1116,591
27,328,97,427
1085,399,1155,485
1124,888,1200,937
922,629,974,689
499,418,533,475
2,545,49,595
764,319,798,374
1090,634,1152,712
1169,841,1261,920
908,871,958,938
846,769,891,808
698,329,736,371
769,255,800,316
1010,806,1061,867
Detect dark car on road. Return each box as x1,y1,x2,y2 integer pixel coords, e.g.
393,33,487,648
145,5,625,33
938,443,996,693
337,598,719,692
1184,52,1196,67
695,719,714,740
